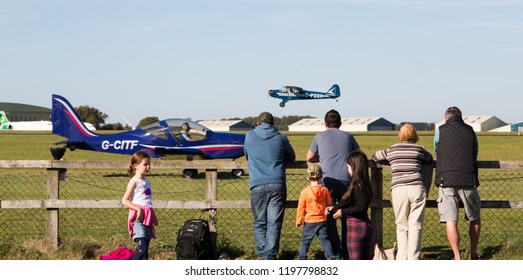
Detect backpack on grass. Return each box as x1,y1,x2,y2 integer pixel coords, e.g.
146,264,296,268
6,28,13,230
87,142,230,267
175,218,212,260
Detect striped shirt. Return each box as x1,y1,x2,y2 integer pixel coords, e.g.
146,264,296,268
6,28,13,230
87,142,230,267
372,142,433,190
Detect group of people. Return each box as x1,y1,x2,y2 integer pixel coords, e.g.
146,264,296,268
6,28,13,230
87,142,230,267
243,110,374,260
120,107,481,261
244,107,481,261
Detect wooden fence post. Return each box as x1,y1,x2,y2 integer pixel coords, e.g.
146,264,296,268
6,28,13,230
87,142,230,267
370,164,384,248
205,169,218,206
46,168,65,249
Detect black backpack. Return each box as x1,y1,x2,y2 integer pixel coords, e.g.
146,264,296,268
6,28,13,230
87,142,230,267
175,219,212,260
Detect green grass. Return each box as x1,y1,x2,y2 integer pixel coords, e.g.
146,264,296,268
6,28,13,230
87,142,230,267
2,130,523,161
1,130,522,260
288,131,523,161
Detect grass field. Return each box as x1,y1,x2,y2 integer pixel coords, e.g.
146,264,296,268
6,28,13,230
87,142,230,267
1,130,523,161
0,130,522,260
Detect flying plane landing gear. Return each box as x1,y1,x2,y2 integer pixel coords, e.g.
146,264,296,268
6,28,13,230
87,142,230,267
279,102,285,107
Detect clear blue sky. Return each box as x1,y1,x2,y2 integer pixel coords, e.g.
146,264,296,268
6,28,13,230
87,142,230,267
1,0,522,126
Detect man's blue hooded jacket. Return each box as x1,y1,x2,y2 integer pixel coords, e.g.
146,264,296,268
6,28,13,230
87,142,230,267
244,123,296,189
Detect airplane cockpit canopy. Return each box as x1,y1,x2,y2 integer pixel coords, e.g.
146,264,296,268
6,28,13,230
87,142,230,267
286,86,303,90
140,119,208,141
283,86,303,94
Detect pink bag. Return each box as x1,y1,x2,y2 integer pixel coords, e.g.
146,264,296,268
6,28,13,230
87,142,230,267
99,247,136,260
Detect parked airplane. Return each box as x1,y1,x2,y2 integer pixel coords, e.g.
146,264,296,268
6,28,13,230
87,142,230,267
51,94,245,178
268,84,340,107
0,110,95,131
0,111,12,130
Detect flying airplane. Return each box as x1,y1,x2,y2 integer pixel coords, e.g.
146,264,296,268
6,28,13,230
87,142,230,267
1,110,95,131
50,94,245,178
268,84,341,107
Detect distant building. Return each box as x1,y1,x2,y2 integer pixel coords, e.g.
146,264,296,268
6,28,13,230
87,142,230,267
198,120,254,132
488,121,523,132
288,117,395,132
435,116,507,132
0,102,51,122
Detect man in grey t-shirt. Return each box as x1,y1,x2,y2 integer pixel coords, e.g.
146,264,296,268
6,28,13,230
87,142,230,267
306,109,360,260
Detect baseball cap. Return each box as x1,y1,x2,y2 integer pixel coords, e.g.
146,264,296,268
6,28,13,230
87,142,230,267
307,164,322,179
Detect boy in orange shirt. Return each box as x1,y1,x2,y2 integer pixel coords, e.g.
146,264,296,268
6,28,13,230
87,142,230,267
296,165,339,260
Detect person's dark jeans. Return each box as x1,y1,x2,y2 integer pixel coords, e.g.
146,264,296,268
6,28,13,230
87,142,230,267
298,221,339,260
323,177,349,260
250,183,286,260
132,238,150,260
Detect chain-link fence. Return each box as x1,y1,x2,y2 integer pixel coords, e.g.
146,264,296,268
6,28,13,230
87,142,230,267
1,160,522,260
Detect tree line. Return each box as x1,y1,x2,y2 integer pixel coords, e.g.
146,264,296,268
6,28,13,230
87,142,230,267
76,105,434,131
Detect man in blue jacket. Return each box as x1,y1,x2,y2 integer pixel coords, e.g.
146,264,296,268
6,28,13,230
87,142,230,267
244,112,296,260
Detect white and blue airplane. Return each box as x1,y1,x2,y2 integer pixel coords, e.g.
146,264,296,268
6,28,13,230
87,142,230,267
268,84,340,107
50,94,245,178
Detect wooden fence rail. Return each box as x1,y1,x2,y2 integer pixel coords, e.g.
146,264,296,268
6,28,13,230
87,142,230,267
1,160,522,249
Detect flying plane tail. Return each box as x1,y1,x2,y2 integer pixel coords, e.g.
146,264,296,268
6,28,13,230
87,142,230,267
327,84,341,98
0,111,13,130
51,94,98,139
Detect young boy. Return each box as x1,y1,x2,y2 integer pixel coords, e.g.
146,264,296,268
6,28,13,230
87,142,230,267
296,164,339,260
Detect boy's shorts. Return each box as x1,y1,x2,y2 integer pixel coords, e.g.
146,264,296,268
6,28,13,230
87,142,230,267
133,220,154,241
437,186,481,222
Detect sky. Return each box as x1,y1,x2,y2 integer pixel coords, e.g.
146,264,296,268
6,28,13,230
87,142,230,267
1,0,522,126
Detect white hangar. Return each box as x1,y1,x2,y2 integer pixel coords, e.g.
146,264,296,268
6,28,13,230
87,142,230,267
435,116,507,132
197,120,254,132
288,117,395,132
487,121,523,133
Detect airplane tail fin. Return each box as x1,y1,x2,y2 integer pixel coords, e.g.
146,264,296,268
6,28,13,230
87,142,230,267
0,111,13,130
327,84,341,98
51,94,98,139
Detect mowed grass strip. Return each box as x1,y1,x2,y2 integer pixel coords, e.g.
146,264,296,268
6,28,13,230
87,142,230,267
1,131,522,259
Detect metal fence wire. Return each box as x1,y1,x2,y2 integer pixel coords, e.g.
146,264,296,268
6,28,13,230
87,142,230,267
0,166,522,260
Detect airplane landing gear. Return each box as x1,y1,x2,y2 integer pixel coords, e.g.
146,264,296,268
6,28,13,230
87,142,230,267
279,102,285,107
231,169,244,177
182,169,198,178
50,146,66,160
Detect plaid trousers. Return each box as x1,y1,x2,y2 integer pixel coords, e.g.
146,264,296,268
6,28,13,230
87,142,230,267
345,216,373,260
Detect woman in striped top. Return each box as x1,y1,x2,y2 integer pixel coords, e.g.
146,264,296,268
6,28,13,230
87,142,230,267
372,123,433,260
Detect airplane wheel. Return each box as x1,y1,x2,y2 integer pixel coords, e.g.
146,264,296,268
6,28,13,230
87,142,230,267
279,102,285,107
231,169,244,177
50,146,66,160
182,169,198,178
